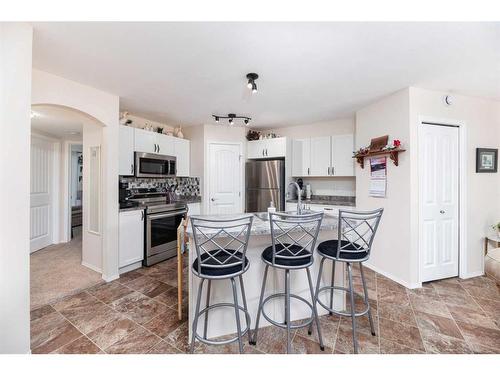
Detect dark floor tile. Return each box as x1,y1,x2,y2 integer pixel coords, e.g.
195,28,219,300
111,291,167,325
124,275,171,298
456,321,500,349
164,321,189,353
53,336,102,354
249,325,290,354
378,302,417,327
414,311,463,339
31,311,82,354
420,329,472,354
467,343,500,354
87,280,134,304
291,334,331,354
105,326,161,354
143,308,184,339
408,291,451,318
449,304,498,330
376,275,407,294
148,340,183,354
379,338,424,354
87,316,139,350
119,269,145,284
153,286,183,309
379,317,424,351
334,322,379,354
377,289,410,307
295,314,340,349
30,305,56,321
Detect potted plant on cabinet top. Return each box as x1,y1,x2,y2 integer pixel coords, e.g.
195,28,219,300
492,222,500,239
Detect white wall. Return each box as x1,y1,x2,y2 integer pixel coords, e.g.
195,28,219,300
126,114,175,133
32,69,120,281
356,87,500,287
264,118,356,197
355,89,413,286
0,22,32,354
409,87,500,279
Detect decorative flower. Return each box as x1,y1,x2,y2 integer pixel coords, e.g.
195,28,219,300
393,139,401,148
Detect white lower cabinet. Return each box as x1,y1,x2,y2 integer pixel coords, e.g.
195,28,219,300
187,202,201,216
119,209,144,268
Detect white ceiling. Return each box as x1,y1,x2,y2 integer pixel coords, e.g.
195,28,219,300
31,105,83,141
32,22,500,128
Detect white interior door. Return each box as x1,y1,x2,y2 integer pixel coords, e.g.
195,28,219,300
420,123,459,282
30,136,54,253
208,143,242,215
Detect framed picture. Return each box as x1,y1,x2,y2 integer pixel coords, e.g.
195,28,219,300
476,148,498,173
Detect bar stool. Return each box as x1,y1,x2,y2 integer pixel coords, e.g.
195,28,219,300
189,215,254,354
250,211,324,354
310,208,383,354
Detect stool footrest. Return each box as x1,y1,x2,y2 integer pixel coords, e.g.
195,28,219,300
193,302,251,346
261,292,314,330
317,285,371,318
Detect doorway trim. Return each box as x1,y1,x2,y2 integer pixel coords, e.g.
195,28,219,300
418,116,468,284
63,141,83,242
204,141,244,215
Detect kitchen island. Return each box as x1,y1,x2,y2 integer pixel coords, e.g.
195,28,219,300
185,212,345,340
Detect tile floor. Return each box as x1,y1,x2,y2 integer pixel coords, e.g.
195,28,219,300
30,257,500,354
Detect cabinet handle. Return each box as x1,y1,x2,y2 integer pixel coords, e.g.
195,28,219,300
265,149,268,156
328,167,330,175
262,149,265,156
308,167,310,175
332,166,334,175
158,144,160,153
131,164,134,174
141,211,144,220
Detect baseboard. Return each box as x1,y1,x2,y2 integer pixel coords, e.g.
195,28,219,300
81,261,102,274
364,262,421,289
102,273,120,282
460,270,484,279
119,261,143,275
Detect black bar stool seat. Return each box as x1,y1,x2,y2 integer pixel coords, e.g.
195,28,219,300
192,250,249,277
317,240,369,261
262,244,312,268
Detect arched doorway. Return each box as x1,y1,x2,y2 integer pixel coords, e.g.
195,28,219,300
30,104,106,308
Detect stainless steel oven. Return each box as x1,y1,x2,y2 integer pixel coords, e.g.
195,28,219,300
135,152,177,178
145,203,187,266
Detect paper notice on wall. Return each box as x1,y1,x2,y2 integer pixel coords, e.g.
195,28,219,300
369,156,387,197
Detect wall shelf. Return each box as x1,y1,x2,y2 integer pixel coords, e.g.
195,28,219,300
353,148,406,169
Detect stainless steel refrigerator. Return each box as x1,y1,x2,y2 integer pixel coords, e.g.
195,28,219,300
245,159,285,212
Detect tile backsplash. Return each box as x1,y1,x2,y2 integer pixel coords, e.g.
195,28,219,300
120,177,200,197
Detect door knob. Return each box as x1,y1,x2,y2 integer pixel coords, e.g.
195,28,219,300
439,210,445,214
211,198,216,201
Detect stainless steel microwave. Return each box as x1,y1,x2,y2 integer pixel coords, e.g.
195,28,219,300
135,152,176,178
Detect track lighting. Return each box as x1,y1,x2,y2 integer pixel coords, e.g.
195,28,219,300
246,73,259,94
212,114,252,126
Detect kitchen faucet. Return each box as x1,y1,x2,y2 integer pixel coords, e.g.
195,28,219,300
288,182,302,215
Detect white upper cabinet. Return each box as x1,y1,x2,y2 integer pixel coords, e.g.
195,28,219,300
119,125,135,176
134,128,158,154
292,138,311,176
174,137,190,177
157,133,175,156
331,134,354,176
291,134,354,177
247,138,286,159
310,136,331,176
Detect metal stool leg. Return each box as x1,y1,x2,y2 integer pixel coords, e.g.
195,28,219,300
347,263,358,353
306,267,324,351
308,257,325,335
360,263,376,336
190,278,205,353
230,277,244,353
239,275,252,344
285,269,291,354
203,280,211,340
250,264,269,345
329,260,336,315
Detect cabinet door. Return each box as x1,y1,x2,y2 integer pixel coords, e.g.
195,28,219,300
331,134,354,176
247,140,265,159
265,138,286,158
134,128,157,153
119,210,144,268
310,136,331,176
156,133,175,156
292,138,311,176
174,138,190,176
119,125,135,175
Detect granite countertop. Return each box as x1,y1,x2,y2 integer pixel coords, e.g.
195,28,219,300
119,195,201,212
185,212,339,236
287,195,355,207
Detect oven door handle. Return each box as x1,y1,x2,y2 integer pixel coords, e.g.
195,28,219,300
147,210,187,220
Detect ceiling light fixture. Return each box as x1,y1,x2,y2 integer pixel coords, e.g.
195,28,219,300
212,113,252,126
246,73,259,94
